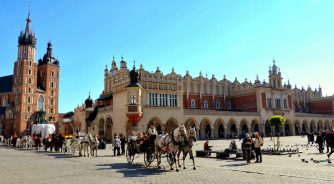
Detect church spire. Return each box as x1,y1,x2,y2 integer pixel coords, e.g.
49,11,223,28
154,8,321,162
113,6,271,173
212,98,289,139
25,4,31,34
18,3,36,46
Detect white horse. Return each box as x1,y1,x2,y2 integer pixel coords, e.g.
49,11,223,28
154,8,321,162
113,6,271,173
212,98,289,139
177,127,197,170
89,134,99,157
155,125,187,172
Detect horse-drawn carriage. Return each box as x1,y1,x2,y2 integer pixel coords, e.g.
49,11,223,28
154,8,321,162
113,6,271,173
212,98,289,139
125,135,174,167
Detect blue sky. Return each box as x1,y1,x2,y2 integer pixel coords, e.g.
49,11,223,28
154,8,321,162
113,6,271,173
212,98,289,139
0,0,333,113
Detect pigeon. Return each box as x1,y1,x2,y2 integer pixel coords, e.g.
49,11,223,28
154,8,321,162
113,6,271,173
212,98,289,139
305,161,309,163
328,159,332,164
298,155,301,157
301,159,305,162
310,158,313,161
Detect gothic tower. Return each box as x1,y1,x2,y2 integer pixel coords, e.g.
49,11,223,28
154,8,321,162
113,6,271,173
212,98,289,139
12,13,38,134
37,41,60,124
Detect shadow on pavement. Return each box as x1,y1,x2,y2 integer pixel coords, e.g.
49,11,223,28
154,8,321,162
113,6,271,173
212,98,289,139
95,163,165,177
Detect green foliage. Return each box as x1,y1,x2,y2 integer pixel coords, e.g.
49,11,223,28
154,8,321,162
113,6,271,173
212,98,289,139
270,115,285,126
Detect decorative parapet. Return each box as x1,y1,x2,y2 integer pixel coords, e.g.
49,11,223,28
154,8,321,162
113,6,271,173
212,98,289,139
294,113,334,118
184,109,260,116
98,106,113,113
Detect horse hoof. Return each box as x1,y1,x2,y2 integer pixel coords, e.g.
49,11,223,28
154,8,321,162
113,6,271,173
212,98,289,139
178,165,181,168
176,169,179,172
193,167,196,170
183,167,186,170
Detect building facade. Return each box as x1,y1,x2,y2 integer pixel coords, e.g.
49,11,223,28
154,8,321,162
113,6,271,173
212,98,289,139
0,14,60,136
77,58,334,140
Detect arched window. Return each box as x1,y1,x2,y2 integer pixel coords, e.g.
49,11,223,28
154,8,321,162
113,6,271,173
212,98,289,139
191,99,196,109
38,96,45,111
28,78,32,84
51,70,55,77
51,90,54,97
28,96,31,104
28,87,31,94
27,106,31,112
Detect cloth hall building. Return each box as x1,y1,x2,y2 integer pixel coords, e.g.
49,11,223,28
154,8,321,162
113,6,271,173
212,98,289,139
71,58,334,140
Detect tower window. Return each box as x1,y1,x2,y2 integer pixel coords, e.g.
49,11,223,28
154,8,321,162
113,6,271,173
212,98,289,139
28,78,32,85
28,69,31,76
51,70,55,77
28,87,31,94
28,106,31,112
23,47,27,58
51,90,54,97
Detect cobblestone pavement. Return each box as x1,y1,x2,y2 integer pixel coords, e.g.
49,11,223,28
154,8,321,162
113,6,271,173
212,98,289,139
0,136,334,184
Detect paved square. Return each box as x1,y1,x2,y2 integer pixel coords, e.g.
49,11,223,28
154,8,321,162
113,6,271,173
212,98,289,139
0,136,333,184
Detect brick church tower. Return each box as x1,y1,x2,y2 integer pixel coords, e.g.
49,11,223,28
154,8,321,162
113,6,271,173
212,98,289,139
11,13,59,135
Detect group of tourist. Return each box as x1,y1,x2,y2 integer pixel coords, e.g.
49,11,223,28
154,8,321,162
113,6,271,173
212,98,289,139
242,132,264,163
203,132,264,164
313,130,334,163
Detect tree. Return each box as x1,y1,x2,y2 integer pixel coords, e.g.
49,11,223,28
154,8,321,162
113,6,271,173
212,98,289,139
270,115,285,150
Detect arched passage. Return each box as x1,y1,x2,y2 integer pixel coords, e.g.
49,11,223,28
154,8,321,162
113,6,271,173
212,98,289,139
105,117,113,142
165,117,179,134
227,119,237,138
200,118,212,139
239,119,249,137
294,120,301,135
325,120,330,131
250,119,260,133
284,119,292,136
310,120,317,133
148,117,164,134
214,118,225,139
318,120,324,132
98,118,105,138
302,120,309,134
265,120,271,137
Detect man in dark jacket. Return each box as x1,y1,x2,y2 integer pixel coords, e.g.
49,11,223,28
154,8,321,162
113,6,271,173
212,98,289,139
325,131,331,153
327,131,334,163
315,132,324,153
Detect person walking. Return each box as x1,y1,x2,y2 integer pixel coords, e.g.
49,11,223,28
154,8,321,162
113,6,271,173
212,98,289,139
315,132,324,153
325,131,331,153
253,132,263,163
113,136,121,156
120,135,126,155
327,131,334,163
242,133,253,164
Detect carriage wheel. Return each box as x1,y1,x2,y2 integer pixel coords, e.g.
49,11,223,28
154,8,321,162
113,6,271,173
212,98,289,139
126,146,134,164
144,147,155,167
166,152,174,166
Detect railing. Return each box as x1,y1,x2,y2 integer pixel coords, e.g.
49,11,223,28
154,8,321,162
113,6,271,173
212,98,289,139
184,109,260,116
98,106,113,113
294,113,334,118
